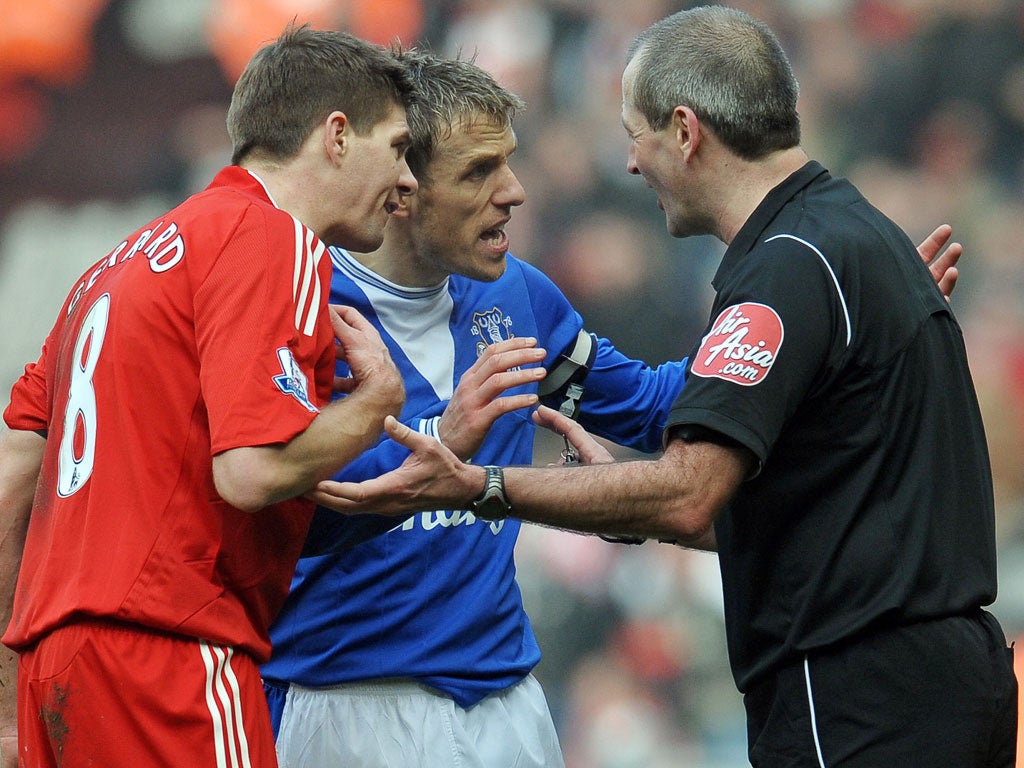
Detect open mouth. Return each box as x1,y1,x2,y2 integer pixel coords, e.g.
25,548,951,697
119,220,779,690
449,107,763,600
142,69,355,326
385,201,399,215
481,226,505,245
480,218,511,249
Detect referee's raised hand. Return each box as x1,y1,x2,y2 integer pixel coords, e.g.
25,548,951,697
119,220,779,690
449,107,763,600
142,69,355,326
916,223,961,302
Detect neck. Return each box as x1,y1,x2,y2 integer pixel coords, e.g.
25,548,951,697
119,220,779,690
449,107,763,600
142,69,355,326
714,147,809,245
349,222,448,288
242,156,324,237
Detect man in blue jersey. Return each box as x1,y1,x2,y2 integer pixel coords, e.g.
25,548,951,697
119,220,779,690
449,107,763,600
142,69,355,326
261,48,691,768
262,48,964,767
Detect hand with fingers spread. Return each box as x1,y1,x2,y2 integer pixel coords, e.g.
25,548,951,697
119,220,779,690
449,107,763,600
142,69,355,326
915,224,961,302
439,338,547,459
311,407,616,517
313,415,477,517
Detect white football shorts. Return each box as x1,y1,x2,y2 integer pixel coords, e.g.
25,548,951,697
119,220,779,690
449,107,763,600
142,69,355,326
275,674,565,768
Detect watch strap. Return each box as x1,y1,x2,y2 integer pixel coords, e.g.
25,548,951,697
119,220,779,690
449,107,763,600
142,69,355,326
469,465,511,521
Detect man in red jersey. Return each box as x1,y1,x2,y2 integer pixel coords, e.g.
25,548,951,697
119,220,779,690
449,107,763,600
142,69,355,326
0,25,413,768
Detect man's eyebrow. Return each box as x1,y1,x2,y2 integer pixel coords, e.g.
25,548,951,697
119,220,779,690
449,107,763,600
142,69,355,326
462,147,506,165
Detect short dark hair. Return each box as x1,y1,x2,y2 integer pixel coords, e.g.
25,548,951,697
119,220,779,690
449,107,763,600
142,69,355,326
627,6,800,159
227,24,415,165
390,47,524,183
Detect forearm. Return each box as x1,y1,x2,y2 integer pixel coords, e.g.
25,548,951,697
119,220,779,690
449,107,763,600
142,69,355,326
0,428,42,612
214,384,402,511
0,428,45,736
671,526,717,552
575,343,689,453
310,420,748,545
502,439,747,545
504,460,708,543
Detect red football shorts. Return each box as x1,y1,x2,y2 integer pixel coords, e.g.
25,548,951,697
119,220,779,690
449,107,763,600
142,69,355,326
16,619,278,767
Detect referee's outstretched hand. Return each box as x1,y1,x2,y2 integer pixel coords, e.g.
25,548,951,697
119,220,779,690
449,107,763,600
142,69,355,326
313,415,475,517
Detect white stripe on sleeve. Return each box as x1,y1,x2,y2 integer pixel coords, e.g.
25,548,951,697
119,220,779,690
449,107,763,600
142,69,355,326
766,234,852,347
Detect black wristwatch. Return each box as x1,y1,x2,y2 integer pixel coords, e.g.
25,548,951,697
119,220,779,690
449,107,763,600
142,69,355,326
469,465,511,521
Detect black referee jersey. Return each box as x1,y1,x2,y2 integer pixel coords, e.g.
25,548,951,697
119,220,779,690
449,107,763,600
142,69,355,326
667,161,997,693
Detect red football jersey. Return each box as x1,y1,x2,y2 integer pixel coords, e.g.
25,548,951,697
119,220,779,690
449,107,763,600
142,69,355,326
3,166,335,660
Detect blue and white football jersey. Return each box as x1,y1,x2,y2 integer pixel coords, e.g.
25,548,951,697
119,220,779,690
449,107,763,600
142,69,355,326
262,248,688,707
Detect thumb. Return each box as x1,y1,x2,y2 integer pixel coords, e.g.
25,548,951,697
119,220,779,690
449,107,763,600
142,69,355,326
382,414,436,454
383,414,414,443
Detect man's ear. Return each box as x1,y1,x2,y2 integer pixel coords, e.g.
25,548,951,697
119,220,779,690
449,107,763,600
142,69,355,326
324,110,349,165
674,105,701,161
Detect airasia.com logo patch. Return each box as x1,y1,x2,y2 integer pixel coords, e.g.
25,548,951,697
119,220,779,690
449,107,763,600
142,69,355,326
691,302,783,386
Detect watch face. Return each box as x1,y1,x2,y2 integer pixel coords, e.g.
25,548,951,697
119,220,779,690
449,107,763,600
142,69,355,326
472,467,510,520
474,496,507,521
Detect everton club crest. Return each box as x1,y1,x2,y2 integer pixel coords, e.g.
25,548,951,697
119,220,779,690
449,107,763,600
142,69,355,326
471,306,514,357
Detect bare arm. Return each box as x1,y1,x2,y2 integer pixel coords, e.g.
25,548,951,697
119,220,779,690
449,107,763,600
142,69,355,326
0,426,45,766
213,305,405,511
502,431,747,547
531,406,718,549
312,415,753,547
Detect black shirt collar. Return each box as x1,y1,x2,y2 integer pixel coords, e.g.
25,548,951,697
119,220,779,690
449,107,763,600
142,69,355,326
712,160,829,291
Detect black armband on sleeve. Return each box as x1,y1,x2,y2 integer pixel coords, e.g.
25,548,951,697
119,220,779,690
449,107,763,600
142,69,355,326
538,330,597,420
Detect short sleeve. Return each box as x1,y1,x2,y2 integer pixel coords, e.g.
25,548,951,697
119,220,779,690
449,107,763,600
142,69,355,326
195,206,334,454
4,327,57,433
667,237,846,462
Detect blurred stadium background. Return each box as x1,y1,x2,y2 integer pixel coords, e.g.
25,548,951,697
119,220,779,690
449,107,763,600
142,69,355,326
1,1,1023,765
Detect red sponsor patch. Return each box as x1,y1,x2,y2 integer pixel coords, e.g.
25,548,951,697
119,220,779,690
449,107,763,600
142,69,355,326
691,302,783,386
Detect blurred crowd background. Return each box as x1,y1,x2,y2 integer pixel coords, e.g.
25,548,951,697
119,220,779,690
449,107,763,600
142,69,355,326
2,0,1023,765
